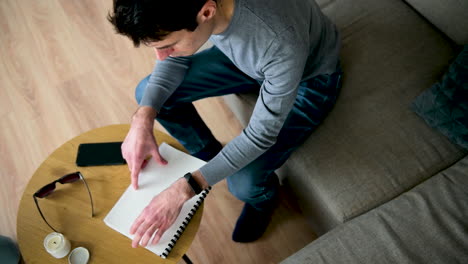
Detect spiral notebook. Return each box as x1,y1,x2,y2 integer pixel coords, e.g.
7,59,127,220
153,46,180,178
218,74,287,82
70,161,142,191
104,143,209,258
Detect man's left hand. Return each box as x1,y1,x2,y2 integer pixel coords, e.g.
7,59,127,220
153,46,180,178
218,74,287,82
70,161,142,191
130,178,192,248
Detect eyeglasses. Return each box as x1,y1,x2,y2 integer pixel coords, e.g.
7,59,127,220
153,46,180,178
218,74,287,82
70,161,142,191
33,172,94,233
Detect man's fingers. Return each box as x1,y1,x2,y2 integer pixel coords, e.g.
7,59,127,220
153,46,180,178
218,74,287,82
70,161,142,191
123,153,132,172
130,159,142,190
152,149,168,165
132,234,141,248
130,216,144,235
141,159,149,169
151,224,168,245
151,220,171,245
132,220,151,248
140,223,159,247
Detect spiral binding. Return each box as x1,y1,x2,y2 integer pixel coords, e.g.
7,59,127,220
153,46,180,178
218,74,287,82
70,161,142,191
161,186,212,258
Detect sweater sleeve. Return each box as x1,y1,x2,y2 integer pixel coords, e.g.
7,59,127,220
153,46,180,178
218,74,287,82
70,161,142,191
200,30,309,185
139,56,191,112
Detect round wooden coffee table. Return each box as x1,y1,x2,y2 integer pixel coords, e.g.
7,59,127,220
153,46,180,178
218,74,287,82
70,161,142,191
17,124,202,263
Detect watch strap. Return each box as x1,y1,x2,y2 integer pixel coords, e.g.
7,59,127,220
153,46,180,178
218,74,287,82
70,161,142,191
184,172,203,195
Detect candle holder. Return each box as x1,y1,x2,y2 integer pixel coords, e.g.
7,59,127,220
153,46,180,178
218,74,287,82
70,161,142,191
44,232,71,258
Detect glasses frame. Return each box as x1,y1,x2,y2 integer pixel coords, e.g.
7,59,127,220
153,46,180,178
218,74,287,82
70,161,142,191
33,171,94,233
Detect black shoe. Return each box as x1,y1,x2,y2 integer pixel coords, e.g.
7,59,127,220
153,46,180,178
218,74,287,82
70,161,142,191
192,141,223,162
232,203,273,243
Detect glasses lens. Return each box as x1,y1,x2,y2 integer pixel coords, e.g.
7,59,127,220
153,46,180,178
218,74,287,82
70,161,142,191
35,183,56,198
59,172,81,184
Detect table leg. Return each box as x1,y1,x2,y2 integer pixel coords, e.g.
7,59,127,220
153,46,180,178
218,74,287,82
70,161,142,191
182,254,193,264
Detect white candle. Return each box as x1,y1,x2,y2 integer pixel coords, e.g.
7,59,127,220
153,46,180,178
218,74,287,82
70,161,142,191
44,232,71,258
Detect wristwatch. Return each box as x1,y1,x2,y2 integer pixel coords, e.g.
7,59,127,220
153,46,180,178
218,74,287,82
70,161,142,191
183,172,203,195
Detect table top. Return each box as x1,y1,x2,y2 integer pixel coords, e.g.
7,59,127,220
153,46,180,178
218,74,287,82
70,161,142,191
17,124,203,263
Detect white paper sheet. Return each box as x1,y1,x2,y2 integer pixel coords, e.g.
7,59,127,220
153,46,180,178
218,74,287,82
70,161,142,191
104,143,207,258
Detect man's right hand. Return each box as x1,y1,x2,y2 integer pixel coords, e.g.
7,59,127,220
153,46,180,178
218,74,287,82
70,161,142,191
121,106,168,190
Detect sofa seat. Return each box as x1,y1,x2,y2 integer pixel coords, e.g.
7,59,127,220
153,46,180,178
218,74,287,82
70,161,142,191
223,0,467,235
280,155,468,264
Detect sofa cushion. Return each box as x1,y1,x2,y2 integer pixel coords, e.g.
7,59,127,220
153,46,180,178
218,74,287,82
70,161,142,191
411,46,468,149
223,0,468,235
403,0,468,45
280,155,468,264
286,0,467,234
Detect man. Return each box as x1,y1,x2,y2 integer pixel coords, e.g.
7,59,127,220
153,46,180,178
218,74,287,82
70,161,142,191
108,0,342,248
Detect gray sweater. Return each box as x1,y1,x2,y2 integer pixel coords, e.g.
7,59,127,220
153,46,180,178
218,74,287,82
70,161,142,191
140,0,341,185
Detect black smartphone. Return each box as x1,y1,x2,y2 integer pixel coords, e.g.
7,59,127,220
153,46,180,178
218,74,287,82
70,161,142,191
76,142,127,166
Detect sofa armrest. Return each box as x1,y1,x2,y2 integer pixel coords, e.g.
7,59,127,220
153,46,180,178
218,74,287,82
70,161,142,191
281,155,468,264
403,0,468,44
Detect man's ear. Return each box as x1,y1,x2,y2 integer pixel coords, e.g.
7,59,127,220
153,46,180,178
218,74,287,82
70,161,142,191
197,0,217,24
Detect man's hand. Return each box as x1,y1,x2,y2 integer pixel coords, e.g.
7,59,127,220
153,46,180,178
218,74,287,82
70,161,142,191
130,178,193,248
122,106,168,190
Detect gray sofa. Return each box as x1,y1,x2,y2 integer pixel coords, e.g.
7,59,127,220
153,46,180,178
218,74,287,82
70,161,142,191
221,0,468,262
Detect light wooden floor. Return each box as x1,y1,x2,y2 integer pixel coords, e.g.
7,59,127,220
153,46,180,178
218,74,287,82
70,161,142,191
0,0,317,263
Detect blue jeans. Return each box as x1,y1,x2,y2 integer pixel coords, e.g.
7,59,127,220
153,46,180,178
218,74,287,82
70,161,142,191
136,46,343,210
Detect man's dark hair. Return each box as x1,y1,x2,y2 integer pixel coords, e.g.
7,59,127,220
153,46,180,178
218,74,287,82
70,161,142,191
108,0,209,47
